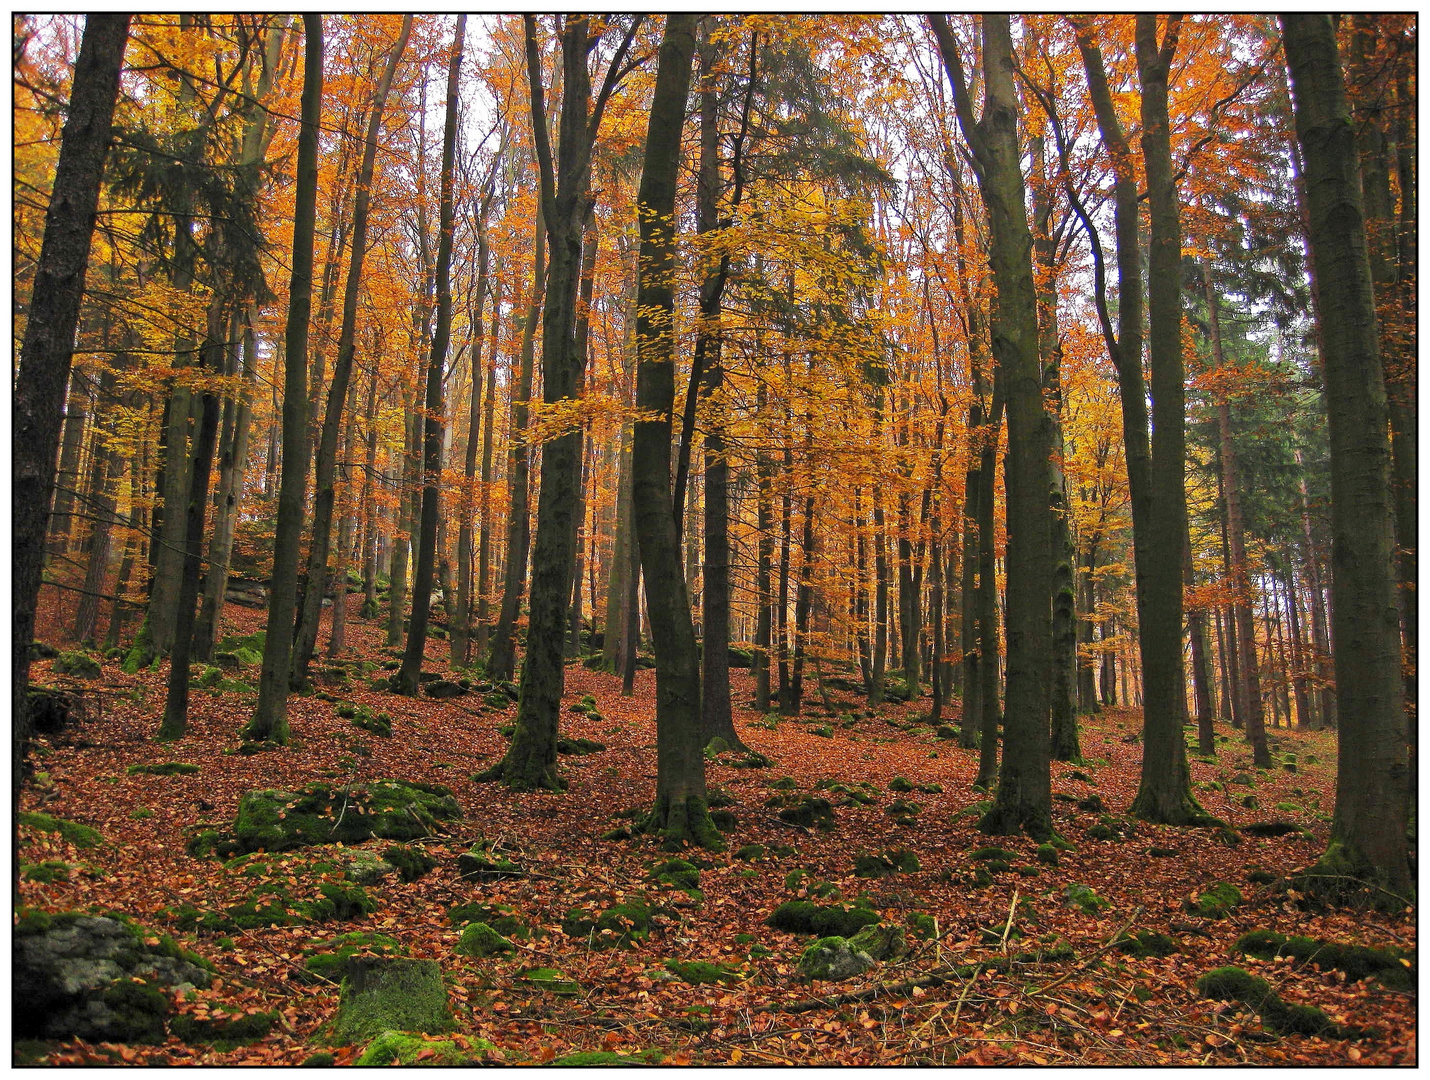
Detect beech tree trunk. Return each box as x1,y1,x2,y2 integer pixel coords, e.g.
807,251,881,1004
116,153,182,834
629,15,718,849
453,198,493,668
246,15,322,744
1282,13,1411,898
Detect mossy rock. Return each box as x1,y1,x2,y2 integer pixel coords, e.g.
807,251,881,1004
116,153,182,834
298,932,405,985
455,922,515,959
229,780,461,853
456,851,523,880
907,912,937,940
888,777,915,792
562,899,658,948
21,860,80,883
334,957,452,1044
663,959,743,985
127,761,200,777
1035,844,1059,866
777,796,836,831
917,781,943,794
769,776,798,791
1077,794,1105,813
797,935,875,981
1215,826,1242,847
847,922,906,961
853,848,920,878
483,691,512,710
1086,824,1115,841
1063,883,1109,915
1235,929,1415,990
356,1030,489,1066
734,844,767,861
649,858,701,891
1187,881,1242,919
381,844,436,883
808,725,833,738
18,811,104,849
1241,821,1306,838
1116,930,1178,958
446,902,530,940
1147,846,1178,858
885,798,921,817
1196,966,1341,1037
971,846,1016,863
766,900,880,938
53,651,101,679
170,1010,276,1050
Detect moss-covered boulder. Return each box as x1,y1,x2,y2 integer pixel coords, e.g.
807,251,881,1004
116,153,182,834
562,899,659,948
662,959,743,985
1063,883,1109,915
381,844,436,883
341,849,396,887
13,911,214,1043
1186,881,1242,919
298,932,405,985
1196,965,1341,1037
456,842,523,881
649,858,701,891
520,967,582,994
852,849,920,878
229,781,461,854
19,811,104,849
847,922,906,962
356,1030,491,1066
766,900,881,937
53,651,101,679
1235,929,1415,990
127,762,200,777
455,922,514,959
334,958,451,1044
776,796,836,831
797,936,875,981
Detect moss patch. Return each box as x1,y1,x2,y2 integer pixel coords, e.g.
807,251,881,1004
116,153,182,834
170,1010,276,1050
1235,929,1415,990
356,1030,488,1066
334,958,451,1044
381,844,435,883
1187,881,1242,919
1196,965,1342,1037
766,900,881,937
227,780,461,854
19,812,105,849
1063,883,1109,915
127,762,200,777
663,959,743,985
455,922,514,959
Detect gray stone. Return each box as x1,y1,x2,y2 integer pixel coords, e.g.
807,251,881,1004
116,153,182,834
342,849,396,886
797,936,876,981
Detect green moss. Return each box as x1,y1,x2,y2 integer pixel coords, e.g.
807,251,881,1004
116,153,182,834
381,844,436,883
334,958,452,1043
54,651,101,679
663,959,742,985
1235,929,1415,990
1036,844,1059,865
853,848,920,878
229,781,461,854
848,922,906,961
20,860,76,883
886,798,921,817
170,1010,276,1050
91,978,170,1044
1063,883,1109,915
766,900,881,937
300,1051,336,1066
1196,966,1341,1037
18,812,104,848
455,922,514,958
130,807,155,820
1187,881,1242,919
127,762,201,776
735,844,767,861
777,796,836,831
562,899,658,948
299,932,404,984
557,736,606,755
356,1030,485,1066
521,967,582,995
908,912,937,939
971,846,1016,863
770,777,798,791
649,858,701,890
446,902,529,939
1117,931,1178,958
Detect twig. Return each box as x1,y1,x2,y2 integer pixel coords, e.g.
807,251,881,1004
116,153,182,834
1027,905,1144,997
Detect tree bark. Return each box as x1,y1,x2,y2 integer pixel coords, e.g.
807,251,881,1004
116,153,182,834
1281,13,1411,898
246,15,322,744
14,12,129,812
630,14,718,849
395,16,464,696
932,14,1054,838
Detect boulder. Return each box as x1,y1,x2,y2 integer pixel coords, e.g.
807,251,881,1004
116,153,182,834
423,680,467,700
334,957,451,1044
229,781,462,854
14,911,213,1043
342,849,397,886
797,936,876,981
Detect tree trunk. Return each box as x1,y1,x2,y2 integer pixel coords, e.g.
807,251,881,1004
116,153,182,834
1186,542,1217,757
567,219,598,658
14,13,129,818
48,368,90,557
629,15,717,848
869,483,889,706
246,15,322,744
386,396,416,647
360,362,381,620
776,435,794,712
474,278,502,655
932,13,1053,838
395,17,464,696
1282,13,1411,898
1282,568,1313,729
327,377,359,657
973,357,1006,791
603,420,636,675
294,16,411,687
73,367,122,644
453,201,493,667
753,380,774,712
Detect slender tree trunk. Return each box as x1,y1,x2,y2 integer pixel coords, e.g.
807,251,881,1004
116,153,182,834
360,363,380,619
73,368,122,644
869,484,889,706
567,220,598,658
454,207,492,667
396,17,464,695
1077,541,1100,713
48,368,90,557
753,381,774,712
14,13,129,821
487,211,545,682
1282,14,1410,897
1186,542,1216,757
386,396,417,647
630,15,717,847
604,420,635,675
475,278,501,655
327,377,359,657
246,15,322,744
1282,568,1313,729
974,369,1006,791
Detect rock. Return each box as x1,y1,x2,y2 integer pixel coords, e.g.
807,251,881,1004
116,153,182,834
935,725,958,739
455,922,514,958
13,911,214,1043
334,957,451,1044
342,849,397,886
226,587,267,608
423,680,467,699
456,852,523,880
357,1030,488,1066
53,651,101,679
127,762,200,777
212,652,242,671
798,936,875,981
228,781,462,854
170,1010,276,1048
847,923,906,961
29,640,61,660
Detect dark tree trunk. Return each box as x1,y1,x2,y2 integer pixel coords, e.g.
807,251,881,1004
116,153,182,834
567,220,598,659
14,13,128,817
630,15,718,848
603,420,635,676
396,17,464,696
753,380,774,712
454,205,493,667
776,436,794,712
386,397,417,647
973,360,1006,791
869,484,889,706
48,368,90,557
247,15,322,744
932,14,1053,838
1186,541,1217,758
474,279,501,655
1282,13,1411,898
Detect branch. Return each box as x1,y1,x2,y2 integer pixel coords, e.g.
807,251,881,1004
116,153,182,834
523,14,558,227
926,14,985,178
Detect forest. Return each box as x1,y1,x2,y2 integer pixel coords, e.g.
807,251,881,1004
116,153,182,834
12,12,1416,1067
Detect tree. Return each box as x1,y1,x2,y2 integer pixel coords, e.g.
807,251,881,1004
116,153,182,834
630,13,721,849
484,14,641,788
246,14,323,744
1281,13,1411,901
14,11,131,813
931,14,1055,839
395,15,466,696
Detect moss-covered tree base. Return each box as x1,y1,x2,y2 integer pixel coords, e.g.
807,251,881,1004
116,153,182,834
472,743,567,793
979,798,1055,843
1129,783,1220,828
640,794,725,852
240,711,290,746
1289,840,1415,912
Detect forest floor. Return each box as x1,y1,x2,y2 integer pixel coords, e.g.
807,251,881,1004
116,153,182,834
17,592,1417,1066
